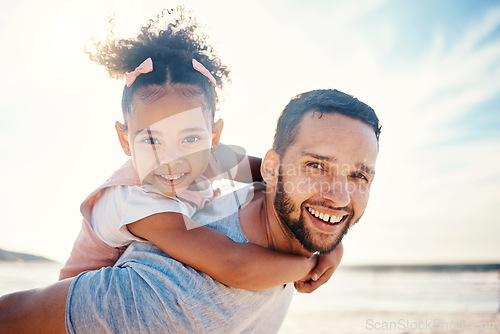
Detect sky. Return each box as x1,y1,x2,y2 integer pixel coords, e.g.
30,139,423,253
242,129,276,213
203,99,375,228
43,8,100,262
0,0,499,265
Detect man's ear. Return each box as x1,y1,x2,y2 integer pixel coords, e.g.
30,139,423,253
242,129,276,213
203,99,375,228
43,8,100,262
261,149,280,186
211,119,224,152
115,121,131,156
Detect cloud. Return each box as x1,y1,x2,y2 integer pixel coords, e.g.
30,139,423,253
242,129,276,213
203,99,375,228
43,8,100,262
339,2,500,264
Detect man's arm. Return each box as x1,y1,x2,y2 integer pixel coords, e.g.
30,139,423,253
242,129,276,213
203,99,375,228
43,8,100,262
245,155,263,182
0,278,72,333
211,143,262,183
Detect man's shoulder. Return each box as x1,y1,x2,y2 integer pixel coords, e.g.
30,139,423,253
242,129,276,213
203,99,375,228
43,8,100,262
193,182,267,241
117,242,206,298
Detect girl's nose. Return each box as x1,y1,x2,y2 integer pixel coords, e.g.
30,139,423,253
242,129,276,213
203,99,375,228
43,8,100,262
156,147,185,166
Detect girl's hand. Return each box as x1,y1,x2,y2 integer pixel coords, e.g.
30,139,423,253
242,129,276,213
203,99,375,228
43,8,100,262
293,242,344,293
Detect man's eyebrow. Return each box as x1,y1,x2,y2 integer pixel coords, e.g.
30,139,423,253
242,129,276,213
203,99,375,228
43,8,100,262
357,163,376,175
300,151,337,163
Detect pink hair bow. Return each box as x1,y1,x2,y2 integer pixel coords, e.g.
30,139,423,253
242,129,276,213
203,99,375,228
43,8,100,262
125,57,153,87
192,59,216,87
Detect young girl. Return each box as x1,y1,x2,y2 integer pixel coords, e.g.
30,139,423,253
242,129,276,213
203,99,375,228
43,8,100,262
60,8,342,291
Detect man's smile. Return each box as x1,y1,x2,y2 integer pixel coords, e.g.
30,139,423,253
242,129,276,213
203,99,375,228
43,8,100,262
306,207,345,224
304,205,350,233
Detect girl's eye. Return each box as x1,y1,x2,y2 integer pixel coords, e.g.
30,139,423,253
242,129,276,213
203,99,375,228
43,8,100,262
142,137,160,145
183,136,200,144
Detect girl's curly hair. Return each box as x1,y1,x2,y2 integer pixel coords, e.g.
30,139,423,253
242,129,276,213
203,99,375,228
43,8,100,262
86,7,231,122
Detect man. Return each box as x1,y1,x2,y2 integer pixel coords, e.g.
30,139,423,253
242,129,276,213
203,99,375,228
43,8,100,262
0,89,381,333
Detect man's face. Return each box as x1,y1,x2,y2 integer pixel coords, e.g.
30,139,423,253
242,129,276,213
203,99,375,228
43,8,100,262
273,112,378,253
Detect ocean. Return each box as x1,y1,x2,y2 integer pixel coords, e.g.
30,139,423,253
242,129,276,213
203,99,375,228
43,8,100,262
1,262,499,333
0,261,61,295
281,265,500,333
288,265,500,313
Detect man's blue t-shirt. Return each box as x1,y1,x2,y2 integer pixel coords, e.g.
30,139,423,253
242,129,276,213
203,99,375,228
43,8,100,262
65,184,294,334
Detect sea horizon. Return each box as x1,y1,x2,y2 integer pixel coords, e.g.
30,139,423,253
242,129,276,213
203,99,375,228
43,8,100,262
2,246,500,270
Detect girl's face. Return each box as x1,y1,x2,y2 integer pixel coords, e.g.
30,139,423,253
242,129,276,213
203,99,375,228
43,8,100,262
116,87,222,196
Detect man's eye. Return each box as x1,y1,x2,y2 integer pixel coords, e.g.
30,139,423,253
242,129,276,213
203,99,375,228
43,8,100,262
183,136,200,144
306,162,324,170
351,172,368,181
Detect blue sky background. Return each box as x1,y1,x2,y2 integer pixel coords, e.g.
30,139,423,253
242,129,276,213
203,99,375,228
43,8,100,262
0,0,499,265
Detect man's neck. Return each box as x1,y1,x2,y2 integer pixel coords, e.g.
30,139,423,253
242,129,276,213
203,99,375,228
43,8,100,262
239,188,313,257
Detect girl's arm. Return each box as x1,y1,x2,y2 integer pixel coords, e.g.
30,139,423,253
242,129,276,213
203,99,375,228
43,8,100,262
127,212,316,291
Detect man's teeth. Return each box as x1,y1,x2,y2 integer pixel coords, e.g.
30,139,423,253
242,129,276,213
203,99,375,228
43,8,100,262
307,207,343,223
161,173,185,181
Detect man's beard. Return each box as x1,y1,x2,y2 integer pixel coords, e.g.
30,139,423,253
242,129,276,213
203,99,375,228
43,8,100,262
273,173,354,254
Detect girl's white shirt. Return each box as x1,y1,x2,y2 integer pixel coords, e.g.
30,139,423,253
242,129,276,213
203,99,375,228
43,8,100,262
91,184,204,248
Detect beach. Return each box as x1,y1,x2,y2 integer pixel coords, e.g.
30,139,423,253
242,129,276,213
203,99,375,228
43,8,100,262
1,262,499,333
280,265,500,333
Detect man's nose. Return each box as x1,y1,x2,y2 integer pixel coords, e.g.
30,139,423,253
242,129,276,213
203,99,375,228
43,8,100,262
320,175,351,207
